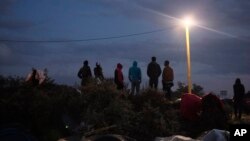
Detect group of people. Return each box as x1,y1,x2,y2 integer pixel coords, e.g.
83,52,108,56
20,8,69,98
26,68,48,86
77,58,247,119
77,56,174,99
77,60,104,86
26,58,246,120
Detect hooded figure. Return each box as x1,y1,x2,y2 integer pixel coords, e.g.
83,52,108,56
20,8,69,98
129,61,142,95
114,63,124,90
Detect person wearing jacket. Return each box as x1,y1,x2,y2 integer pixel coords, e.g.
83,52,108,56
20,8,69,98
162,60,174,99
114,63,124,90
147,56,161,89
78,60,92,86
94,62,104,81
129,61,142,95
233,78,245,119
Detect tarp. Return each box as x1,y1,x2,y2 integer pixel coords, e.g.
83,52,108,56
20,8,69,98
180,93,202,121
201,129,229,141
155,135,199,141
201,93,223,113
155,129,229,141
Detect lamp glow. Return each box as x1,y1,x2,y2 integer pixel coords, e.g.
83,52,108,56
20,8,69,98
182,17,195,27
182,16,195,94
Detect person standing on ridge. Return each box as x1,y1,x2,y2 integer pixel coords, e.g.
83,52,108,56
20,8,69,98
162,60,174,100
94,62,104,81
129,61,142,95
233,78,245,120
78,60,92,86
114,63,124,90
26,68,39,86
147,56,161,89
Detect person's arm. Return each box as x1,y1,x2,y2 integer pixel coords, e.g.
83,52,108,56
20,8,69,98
233,85,236,100
158,65,162,77
88,67,92,77
77,68,82,79
172,68,174,81
147,64,150,77
139,68,142,82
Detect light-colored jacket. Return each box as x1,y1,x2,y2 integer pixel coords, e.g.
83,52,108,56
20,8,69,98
129,61,141,82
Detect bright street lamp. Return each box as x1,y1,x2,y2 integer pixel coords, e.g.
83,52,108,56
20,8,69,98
182,16,195,94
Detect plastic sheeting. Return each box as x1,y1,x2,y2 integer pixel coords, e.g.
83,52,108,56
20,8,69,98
180,93,202,121
155,129,229,141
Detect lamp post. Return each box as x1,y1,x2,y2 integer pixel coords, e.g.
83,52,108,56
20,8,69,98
183,17,193,94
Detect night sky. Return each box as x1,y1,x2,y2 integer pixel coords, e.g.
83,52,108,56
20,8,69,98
0,0,250,97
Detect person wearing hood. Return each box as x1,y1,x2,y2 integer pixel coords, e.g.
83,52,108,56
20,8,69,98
129,61,142,95
114,63,124,90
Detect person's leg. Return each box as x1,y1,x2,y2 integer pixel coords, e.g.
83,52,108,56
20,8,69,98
131,82,135,95
234,102,238,119
149,79,153,88
238,101,243,119
154,79,158,89
166,86,171,100
135,81,140,95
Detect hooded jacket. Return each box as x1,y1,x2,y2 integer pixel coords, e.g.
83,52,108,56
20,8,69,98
114,63,124,85
129,61,141,82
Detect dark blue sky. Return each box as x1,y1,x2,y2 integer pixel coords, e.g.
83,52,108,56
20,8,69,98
0,0,250,96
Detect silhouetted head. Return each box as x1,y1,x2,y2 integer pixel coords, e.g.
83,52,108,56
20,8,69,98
164,60,169,66
151,56,156,62
235,78,241,85
83,60,88,66
133,61,137,67
117,63,122,69
96,62,101,67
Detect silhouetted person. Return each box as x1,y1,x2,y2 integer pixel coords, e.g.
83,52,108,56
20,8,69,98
233,78,245,119
114,63,124,90
78,60,92,86
94,62,104,81
162,60,174,100
30,68,39,86
129,61,141,95
147,56,161,89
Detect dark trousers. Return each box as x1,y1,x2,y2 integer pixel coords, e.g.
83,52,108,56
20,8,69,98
162,81,173,100
149,78,158,89
234,101,243,119
116,83,124,90
130,80,140,95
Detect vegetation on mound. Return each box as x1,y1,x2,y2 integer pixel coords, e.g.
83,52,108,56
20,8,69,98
0,75,232,141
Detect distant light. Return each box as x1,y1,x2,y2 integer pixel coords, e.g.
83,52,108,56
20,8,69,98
182,16,195,27
65,125,69,129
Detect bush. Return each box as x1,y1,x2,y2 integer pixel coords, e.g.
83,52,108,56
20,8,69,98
0,76,232,140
